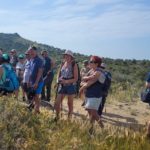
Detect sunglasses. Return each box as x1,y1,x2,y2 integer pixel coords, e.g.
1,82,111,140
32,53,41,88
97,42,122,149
89,61,97,64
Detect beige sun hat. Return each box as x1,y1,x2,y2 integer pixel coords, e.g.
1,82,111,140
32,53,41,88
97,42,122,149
63,50,74,58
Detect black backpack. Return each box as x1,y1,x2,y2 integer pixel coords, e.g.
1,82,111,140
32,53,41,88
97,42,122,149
141,88,150,104
72,61,81,97
102,71,112,96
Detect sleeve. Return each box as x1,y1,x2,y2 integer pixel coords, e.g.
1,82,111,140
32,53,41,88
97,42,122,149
38,58,44,69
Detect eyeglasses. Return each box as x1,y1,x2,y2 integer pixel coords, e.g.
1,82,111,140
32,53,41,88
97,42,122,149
89,61,97,64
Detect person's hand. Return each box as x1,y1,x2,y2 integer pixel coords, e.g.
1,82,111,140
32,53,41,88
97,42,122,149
33,82,38,90
27,82,31,88
47,71,51,75
82,76,89,81
61,79,66,84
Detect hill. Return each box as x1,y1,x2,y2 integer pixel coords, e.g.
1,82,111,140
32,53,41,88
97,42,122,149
0,33,86,65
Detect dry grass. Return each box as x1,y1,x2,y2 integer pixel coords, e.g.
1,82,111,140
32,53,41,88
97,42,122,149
0,91,150,150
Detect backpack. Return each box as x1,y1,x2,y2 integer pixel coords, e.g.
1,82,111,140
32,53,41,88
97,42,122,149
0,64,19,93
72,61,81,96
141,88,150,104
102,71,112,96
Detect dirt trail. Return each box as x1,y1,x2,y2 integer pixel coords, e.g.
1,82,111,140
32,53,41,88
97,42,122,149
52,98,150,130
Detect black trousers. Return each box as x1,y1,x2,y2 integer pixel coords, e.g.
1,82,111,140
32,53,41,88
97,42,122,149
98,96,106,116
41,74,54,101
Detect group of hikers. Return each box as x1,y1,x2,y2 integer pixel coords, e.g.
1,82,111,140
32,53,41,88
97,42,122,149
0,46,150,136
0,47,54,114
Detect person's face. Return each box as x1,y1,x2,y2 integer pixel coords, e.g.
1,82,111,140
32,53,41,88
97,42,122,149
19,58,24,63
10,52,14,56
25,53,30,60
89,58,98,69
84,63,89,68
42,51,47,57
29,49,37,58
64,54,72,62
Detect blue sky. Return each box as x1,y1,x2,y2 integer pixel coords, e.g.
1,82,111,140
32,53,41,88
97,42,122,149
0,0,150,60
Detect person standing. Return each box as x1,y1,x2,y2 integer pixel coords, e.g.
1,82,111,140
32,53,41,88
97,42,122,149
16,54,26,101
41,50,54,102
10,49,18,70
98,63,111,116
28,46,44,114
22,51,31,102
145,72,150,137
80,60,90,105
81,56,104,130
0,48,3,56
54,50,78,119
80,60,90,78
0,54,19,96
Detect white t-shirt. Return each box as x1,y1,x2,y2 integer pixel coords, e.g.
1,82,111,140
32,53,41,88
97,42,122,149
16,62,25,79
23,60,31,83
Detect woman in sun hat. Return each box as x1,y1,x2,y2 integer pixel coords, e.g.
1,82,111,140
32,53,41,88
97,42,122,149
54,50,78,120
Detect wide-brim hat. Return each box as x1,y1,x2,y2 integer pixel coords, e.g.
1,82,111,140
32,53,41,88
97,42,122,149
63,50,74,58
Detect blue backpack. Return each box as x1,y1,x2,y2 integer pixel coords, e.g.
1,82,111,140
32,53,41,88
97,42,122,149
102,71,112,96
0,64,19,93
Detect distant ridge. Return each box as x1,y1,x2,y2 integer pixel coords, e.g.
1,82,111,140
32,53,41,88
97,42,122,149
0,32,60,54
0,33,86,64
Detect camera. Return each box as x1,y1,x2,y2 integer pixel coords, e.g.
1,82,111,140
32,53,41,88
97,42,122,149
27,87,36,101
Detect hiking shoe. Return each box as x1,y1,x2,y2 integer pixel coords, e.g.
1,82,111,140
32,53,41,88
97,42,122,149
53,116,59,122
99,121,104,128
81,101,85,106
88,127,95,136
22,96,26,101
27,103,34,111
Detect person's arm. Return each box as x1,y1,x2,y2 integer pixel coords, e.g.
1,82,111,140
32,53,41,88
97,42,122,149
80,68,86,78
0,67,3,79
47,58,55,74
146,82,150,88
83,70,100,81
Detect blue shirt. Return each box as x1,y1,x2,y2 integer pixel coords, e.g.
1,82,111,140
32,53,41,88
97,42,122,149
85,81,103,98
30,56,43,84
